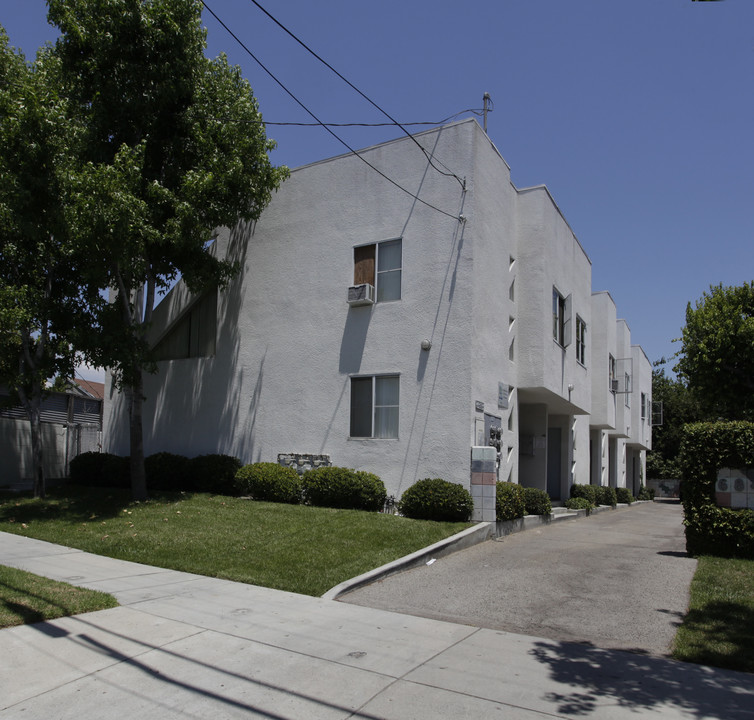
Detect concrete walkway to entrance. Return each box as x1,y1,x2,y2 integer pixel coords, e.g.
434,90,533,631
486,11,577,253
1,505,752,719
342,500,696,656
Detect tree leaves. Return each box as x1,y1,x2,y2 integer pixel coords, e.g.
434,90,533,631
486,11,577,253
675,282,754,421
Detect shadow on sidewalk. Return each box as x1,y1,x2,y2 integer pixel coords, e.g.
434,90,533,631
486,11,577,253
530,638,752,719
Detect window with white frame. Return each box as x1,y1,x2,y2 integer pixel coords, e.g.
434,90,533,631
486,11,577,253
552,287,572,347
353,239,402,302
641,393,647,421
609,354,616,392
625,373,631,407
350,375,399,438
576,316,587,365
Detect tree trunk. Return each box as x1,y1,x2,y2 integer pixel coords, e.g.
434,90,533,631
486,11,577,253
128,369,148,501
29,392,45,499
18,380,46,499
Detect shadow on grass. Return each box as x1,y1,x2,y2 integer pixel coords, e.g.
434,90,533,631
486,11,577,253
674,600,754,674
1,599,45,625
530,637,753,719
0,485,191,526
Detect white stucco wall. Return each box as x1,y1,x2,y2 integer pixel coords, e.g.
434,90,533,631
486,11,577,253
630,345,653,451
515,188,591,414
590,291,618,429
106,121,486,498
103,118,651,503
466,128,519,485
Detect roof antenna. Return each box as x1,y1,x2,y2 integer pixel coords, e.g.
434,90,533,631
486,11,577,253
483,92,493,133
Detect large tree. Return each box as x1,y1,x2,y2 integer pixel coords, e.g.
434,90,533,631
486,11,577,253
646,362,701,479
48,0,287,499
674,282,754,422
0,30,91,498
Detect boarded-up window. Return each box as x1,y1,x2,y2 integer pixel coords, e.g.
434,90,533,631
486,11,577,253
354,245,375,285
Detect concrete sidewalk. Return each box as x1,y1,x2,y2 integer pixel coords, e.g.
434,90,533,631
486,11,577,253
1,532,752,719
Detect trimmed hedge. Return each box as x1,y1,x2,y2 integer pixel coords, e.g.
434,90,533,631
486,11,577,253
235,462,302,504
565,497,593,512
615,487,634,505
597,485,618,508
69,452,129,488
398,478,474,522
570,483,599,506
145,452,191,491
637,485,655,501
679,421,754,558
190,454,242,495
522,487,552,516
571,483,617,507
301,466,386,511
496,482,526,522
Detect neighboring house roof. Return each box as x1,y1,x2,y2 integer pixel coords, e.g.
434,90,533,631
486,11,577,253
72,379,105,400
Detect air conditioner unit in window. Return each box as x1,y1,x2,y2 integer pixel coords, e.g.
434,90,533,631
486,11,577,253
611,379,620,393
347,283,375,306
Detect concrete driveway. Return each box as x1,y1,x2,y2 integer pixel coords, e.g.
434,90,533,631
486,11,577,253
339,500,697,657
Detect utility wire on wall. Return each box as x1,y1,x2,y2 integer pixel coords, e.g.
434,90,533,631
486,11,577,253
200,0,464,221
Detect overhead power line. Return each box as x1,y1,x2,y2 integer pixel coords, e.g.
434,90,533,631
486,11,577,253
246,0,466,188
264,111,485,128
200,0,462,220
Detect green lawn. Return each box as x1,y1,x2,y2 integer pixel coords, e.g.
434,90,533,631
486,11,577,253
673,555,754,674
0,486,471,598
0,564,118,629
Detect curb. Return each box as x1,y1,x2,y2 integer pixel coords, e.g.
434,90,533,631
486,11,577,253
323,500,650,601
322,521,495,600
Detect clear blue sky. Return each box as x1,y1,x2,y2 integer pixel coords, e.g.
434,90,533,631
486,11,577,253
4,0,753,378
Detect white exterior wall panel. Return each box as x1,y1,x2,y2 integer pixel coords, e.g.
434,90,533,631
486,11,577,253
106,122,477,498
102,118,652,503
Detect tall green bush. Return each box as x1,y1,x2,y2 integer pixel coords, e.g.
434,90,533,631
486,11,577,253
301,467,386,511
235,462,301,504
190,454,242,495
522,487,552,516
570,483,599,506
596,485,618,507
145,452,191,491
615,487,634,505
69,452,129,488
679,421,754,558
398,478,473,522
496,482,525,522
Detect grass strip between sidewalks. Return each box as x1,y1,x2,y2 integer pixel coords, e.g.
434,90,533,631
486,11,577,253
0,564,118,629
0,486,471,599
673,555,754,674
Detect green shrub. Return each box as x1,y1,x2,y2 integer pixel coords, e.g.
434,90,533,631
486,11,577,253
637,484,655,501
496,482,526,522
235,462,302,504
679,421,754,558
570,483,599,506
190,454,242,495
301,466,386,511
565,497,593,512
398,478,474,522
615,487,635,504
145,452,191,491
69,452,129,488
522,487,552,516
597,485,618,507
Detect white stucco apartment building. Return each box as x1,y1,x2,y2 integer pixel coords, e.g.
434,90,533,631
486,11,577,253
104,119,651,519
